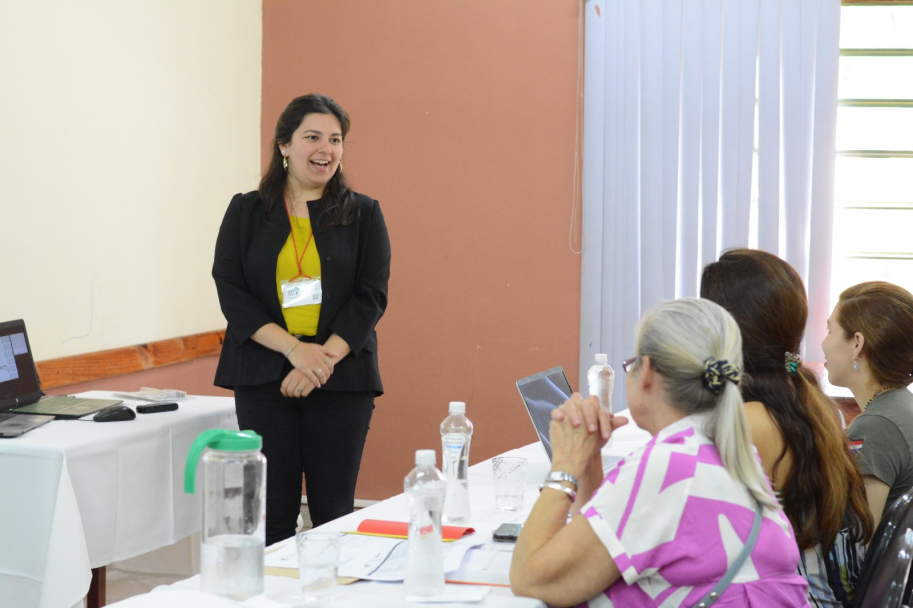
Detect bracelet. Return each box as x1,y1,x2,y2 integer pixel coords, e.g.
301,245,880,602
539,481,577,502
545,470,579,491
285,341,300,358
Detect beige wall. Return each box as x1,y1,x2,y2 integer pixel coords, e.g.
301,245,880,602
263,0,583,499
6,0,583,503
0,0,262,360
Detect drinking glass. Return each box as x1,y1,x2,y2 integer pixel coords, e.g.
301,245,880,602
492,456,528,511
296,531,340,605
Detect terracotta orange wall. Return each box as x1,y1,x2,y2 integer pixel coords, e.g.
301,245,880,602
263,0,582,500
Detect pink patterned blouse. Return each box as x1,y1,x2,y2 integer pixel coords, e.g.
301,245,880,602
579,414,810,607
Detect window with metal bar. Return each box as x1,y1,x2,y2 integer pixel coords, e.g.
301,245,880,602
831,0,913,302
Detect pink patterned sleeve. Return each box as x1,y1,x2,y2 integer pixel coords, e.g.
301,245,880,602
581,431,698,584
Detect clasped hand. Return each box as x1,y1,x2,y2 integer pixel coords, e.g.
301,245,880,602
549,394,629,478
281,342,338,398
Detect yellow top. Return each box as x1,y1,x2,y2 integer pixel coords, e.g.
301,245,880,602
276,215,322,336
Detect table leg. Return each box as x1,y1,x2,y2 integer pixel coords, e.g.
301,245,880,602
87,566,106,608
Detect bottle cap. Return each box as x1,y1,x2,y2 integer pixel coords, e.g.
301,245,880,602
595,353,608,365
184,429,262,495
415,449,436,466
448,401,466,415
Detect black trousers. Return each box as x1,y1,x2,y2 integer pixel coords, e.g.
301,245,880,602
234,378,374,547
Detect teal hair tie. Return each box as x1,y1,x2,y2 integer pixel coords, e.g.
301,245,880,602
785,351,801,374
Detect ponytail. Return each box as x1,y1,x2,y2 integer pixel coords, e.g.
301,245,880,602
781,368,873,548
636,298,779,511
708,382,780,511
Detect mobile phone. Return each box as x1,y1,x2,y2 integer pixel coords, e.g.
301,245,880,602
136,402,179,414
493,523,523,543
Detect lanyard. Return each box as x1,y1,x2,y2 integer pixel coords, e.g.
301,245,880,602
283,195,315,280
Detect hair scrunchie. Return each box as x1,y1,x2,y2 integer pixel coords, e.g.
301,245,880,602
785,351,801,374
703,357,741,395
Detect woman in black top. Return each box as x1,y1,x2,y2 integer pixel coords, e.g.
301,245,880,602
212,94,391,545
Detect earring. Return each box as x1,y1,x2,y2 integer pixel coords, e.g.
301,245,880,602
338,162,343,173
853,359,858,371
282,156,288,171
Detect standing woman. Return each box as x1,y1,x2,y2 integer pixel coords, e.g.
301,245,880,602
701,249,872,607
822,282,913,528
212,94,391,546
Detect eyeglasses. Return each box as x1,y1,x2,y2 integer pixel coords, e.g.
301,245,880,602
622,356,639,374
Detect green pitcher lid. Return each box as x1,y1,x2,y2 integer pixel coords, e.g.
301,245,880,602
183,429,262,494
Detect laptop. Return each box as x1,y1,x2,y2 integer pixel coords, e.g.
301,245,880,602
0,319,122,423
516,366,624,473
515,366,574,461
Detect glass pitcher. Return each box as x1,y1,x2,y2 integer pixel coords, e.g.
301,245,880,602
184,429,266,600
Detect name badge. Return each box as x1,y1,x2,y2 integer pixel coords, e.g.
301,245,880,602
280,277,322,308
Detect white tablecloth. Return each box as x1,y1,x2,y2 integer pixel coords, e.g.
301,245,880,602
107,442,551,608
106,410,652,608
0,392,238,608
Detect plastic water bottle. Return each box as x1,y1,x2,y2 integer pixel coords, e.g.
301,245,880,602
404,449,446,598
587,354,615,412
440,401,473,525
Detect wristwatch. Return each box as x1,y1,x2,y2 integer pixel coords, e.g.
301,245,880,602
539,481,577,502
544,470,579,491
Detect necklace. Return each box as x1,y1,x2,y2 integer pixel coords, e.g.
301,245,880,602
866,387,899,408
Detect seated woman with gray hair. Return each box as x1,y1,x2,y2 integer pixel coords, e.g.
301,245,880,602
510,298,810,607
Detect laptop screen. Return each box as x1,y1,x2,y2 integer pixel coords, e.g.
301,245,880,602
516,367,573,461
0,320,42,411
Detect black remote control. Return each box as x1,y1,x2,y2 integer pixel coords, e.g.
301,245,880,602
136,402,179,414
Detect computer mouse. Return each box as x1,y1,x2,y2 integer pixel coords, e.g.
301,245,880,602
93,405,136,422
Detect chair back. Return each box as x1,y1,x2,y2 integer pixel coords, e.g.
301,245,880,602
854,491,913,608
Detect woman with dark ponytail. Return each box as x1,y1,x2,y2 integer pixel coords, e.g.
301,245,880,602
701,249,872,607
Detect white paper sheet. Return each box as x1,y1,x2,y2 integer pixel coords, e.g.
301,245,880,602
264,534,480,582
446,543,515,587
405,586,491,602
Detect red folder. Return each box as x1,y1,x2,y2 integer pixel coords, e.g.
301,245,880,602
355,519,475,541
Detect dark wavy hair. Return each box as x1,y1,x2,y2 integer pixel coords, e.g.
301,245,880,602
701,249,873,550
259,94,356,228
838,281,913,388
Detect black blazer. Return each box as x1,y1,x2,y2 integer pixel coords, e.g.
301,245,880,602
212,190,390,394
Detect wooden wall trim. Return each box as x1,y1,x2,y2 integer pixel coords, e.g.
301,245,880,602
842,0,913,5
36,330,225,390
